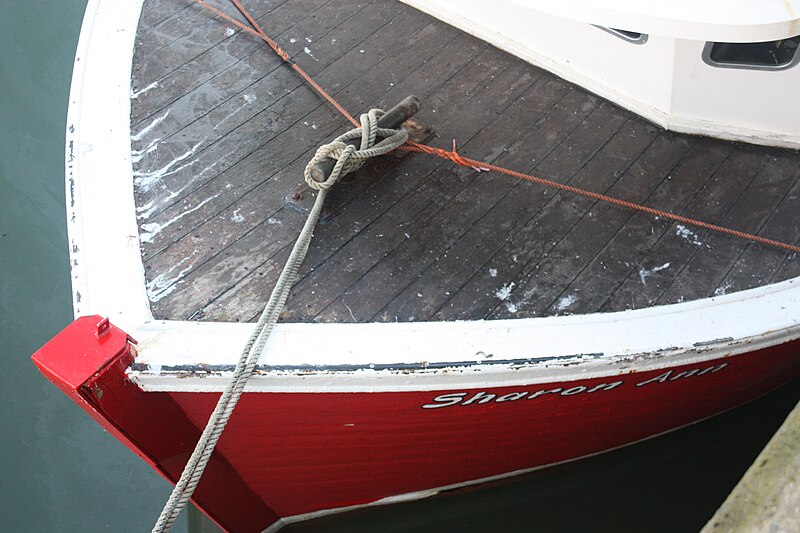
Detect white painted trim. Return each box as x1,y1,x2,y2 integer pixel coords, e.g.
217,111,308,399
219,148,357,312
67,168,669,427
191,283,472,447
71,0,800,396
129,280,800,392
66,0,150,334
506,0,800,42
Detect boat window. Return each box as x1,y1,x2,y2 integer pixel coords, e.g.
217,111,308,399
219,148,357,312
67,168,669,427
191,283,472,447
594,26,648,44
703,36,800,70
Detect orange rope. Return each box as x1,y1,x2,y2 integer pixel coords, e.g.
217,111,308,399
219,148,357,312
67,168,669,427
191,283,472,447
399,142,800,253
196,0,359,126
194,0,800,255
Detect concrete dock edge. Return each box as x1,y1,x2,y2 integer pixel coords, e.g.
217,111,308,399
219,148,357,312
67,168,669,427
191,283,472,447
702,399,800,532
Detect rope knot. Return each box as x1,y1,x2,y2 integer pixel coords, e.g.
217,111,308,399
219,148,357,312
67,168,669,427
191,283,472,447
304,108,408,190
448,139,490,173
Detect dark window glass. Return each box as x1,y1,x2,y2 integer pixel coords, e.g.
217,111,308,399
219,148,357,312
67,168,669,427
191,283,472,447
594,26,648,44
708,36,799,68
610,28,643,41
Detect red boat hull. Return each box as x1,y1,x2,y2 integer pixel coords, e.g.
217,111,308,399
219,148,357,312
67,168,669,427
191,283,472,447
33,316,800,532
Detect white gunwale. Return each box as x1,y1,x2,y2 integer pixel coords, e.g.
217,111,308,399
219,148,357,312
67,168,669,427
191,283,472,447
68,0,800,394
505,0,800,42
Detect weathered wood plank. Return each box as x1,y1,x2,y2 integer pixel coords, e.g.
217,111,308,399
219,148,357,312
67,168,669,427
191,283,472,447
138,0,194,32
132,0,375,224
132,0,800,324
551,137,729,315
501,120,657,317
135,0,248,58
715,158,800,291
137,0,415,255
770,180,800,281
146,6,458,318
200,45,530,321
434,124,666,320
774,252,800,284
656,148,793,305
295,40,500,263
601,146,764,310
481,132,692,319
301,63,547,322
381,98,625,323
132,0,333,123
132,0,362,146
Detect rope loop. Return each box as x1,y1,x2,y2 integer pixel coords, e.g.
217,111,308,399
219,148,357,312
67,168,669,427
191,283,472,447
304,108,408,190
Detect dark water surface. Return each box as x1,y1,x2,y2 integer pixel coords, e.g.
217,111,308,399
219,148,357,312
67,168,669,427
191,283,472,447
0,1,186,531
1,2,798,532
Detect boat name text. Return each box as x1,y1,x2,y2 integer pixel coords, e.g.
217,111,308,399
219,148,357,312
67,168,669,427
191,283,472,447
421,363,728,409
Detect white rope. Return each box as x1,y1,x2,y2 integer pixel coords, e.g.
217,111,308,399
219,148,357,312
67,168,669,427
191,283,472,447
304,109,408,190
152,110,407,532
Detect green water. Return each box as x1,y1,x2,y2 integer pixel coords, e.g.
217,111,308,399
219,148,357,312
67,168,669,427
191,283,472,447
1,2,799,532
0,2,186,531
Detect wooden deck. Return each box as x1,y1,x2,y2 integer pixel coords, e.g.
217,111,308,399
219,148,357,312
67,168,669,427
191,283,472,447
130,0,800,324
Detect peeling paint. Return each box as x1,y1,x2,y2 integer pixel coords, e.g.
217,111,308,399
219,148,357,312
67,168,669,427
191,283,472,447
133,140,204,189
495,282,515,301
131,110,170,142
130,80,158,99
130,137,160,163
139,193,219,243
147,254,195,302
676,224,702,246
639,262,670,284
555,293,578,311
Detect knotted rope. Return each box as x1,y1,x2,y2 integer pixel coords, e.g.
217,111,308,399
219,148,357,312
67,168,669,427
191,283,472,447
153,112,406,532
304,109,408,190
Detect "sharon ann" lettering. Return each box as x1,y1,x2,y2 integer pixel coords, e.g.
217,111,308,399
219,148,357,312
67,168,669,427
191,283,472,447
421,361,730,409
422,380,623,409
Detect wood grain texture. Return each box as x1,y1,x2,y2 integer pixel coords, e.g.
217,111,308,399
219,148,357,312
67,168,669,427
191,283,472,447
131,0,800,323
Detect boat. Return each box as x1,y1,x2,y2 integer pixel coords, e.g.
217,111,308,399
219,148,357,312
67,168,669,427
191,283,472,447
33,0,800,531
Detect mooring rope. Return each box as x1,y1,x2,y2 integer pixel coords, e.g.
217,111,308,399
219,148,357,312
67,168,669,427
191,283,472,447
152,111,407,532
